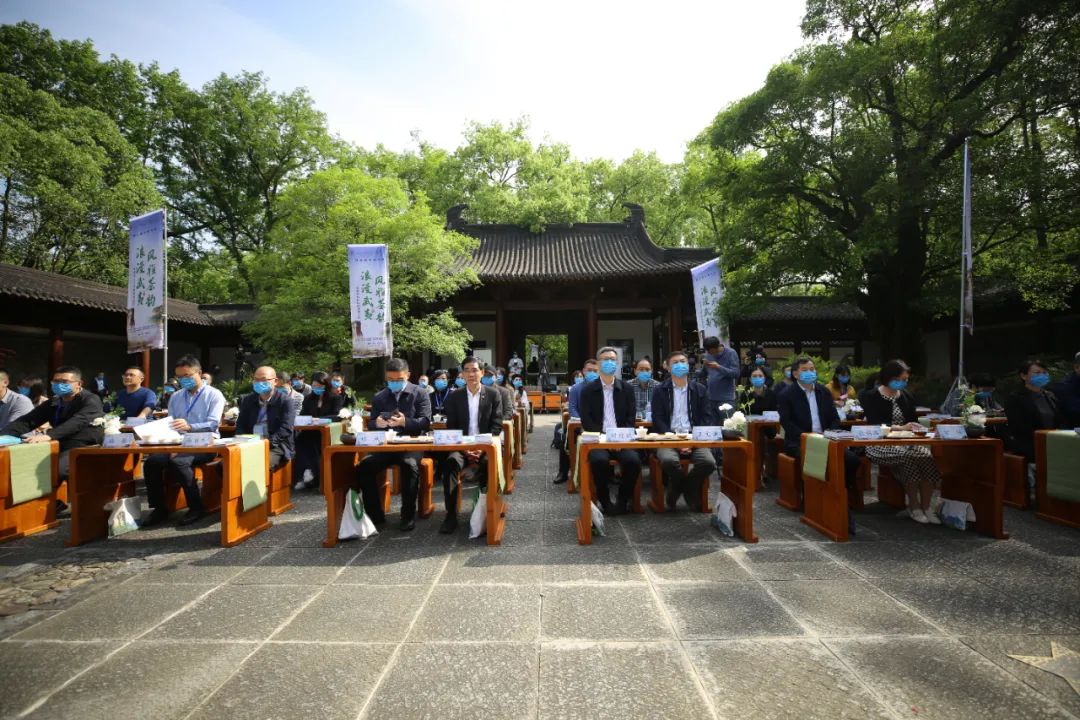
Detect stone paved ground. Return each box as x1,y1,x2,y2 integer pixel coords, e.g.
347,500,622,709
1,414,1078,719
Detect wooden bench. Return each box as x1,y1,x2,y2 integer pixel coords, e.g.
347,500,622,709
646,455,710,514
777,452,802,511
1002,452,1028,509
0,442,60,543
1034,430,1080,530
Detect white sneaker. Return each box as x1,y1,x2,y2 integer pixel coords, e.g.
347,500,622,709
303,469,314,483
909,508,929,524
927,511,942,525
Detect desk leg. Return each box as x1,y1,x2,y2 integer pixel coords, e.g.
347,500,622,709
485,447,505,545
720,445,758,543
576,447,593,545
220,446,272,547
66,454,138,547
322,453,355,548
937,442,1008,539
800,443,849,541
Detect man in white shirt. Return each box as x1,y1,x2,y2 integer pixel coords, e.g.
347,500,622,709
0,370,33,429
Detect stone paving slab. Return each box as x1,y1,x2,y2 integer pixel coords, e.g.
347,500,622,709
0,640,119,718
540,585,671,641
146,584,320,641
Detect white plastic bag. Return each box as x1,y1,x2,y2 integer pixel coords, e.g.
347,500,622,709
338,489,378,540
469,487,487,539
710,492,737,537
939,498,976,531
590,501,606,537
105,497,141,538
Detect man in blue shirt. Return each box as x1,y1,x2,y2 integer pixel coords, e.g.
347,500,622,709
114,367,157,421
554,358,599,485
697,336,741,411
142,355,226,528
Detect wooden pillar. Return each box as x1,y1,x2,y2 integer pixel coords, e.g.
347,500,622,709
48,325,64,379
586,301,598,356
668,291,683,354
495,305,507,367
141,349,151,388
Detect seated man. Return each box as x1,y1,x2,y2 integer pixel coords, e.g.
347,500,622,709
485,365,516,422
114,366,157,421
778,356,860,533
650,350,716,511
438,356,501,534
555,358,599,485
629,357,660,419
276,370,305,415
236,366,295,470
290,372,312,397
0,369,34,430
580,346,641,515
142,355,226,527
1,366,104,494
355,358,432,532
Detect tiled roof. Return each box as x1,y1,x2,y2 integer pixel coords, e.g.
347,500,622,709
199,304,258,327
0,263,215,326
734,297,866,323
452,205,716,282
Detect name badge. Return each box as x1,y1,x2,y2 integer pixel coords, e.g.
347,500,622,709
474,433,494,445
355,431,386,446
103,434,135,448
762,411,780,422
852,425,884,441
692,426,723,441
604,427,636,443
126,417,148,427
294,415,313,427
936,424,967,440
433,429,463,446
181,432,213,447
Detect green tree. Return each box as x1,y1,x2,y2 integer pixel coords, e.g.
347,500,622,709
243,167,478,369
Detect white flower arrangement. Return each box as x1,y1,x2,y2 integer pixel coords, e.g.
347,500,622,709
348,414,365,434
723,411,747,434
338,408,353,419
223,406,239,422
963,404,986,428
92,416,105,427
718,403,733,413
103,417,122,435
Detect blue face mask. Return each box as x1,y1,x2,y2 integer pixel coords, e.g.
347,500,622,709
975,390,992,400
671,362,690,378
17,387,31,396
837,375,850,385
276,386,288,395
512,379,523,388
888,379,908,391
312,386,325,396
435,379,448,390
480,376,494,386
292,380,303,389
637,371,652,383
52,382,73,396
574,376,584,385
600,359,618,376
751,376,766,388
387,379,406,393
584,371,599,382
1030,372,1051,388
330,379,342,389
755,357,765,366
798,370,817,385
253,380,273,395
163,386,175,394
178,376,197,391
784,369,792,379
495,375,504,384
419,380,428,388
454,377,466,388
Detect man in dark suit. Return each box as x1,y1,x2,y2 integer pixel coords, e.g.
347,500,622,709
235,366,296,470
355,358,432,531
778,357,860,529
580,346,641,514
650,350,716,511
439,355,502,534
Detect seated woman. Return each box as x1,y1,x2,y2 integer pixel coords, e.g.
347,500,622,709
1005,359,1067,503
862,359,944,525
292,371,345,490
745,367,778,438
19,375,50,407
828,365,857,406
429,370,453,415
301,372,344,418
969,373,1005,414
510,374,529,408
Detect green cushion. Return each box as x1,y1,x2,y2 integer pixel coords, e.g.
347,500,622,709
802,433,830,482
571,433,601,489
328,422,344,446
238,439,267,511
8,443,53,504
1046,430,1080,503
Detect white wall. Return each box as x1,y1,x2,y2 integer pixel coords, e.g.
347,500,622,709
597,319,653,364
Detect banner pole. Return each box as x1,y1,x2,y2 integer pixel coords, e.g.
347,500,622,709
162,209,169,388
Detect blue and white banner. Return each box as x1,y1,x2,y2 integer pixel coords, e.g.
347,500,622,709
691,257,726,344
126,209,167,353
348,244,393,359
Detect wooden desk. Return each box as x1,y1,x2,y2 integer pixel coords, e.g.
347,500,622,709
321,441,506,547
0,442,60,542
566,420,582,494
501,420,516,493
801,434,1006,542
574,438,758,545
1035,430,1080,530
67,441,273,547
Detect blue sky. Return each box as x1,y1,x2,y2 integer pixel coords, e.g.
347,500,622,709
2,0,808,161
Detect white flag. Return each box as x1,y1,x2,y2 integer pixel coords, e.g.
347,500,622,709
691,257,727,344
348,244,393,359
126,209,166,353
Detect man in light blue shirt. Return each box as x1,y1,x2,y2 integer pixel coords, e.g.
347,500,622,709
555,359,599,485
142,355,226,528
698,336,741,410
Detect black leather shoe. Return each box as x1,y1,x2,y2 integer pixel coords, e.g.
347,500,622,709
439,514,458,534
399,516,416,532
177,509,208,526
140,508,169,528
665,482,680,511
553,474,568,485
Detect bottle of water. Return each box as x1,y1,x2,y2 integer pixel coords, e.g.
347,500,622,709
645,401,652,424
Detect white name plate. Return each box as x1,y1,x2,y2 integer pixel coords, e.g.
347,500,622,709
474,433,494,445
181,432,214,447
692,426,724,442
433,429,463,446
126,417,148,427
604,427,636,443
852,425,885,441
294,415,313,427
936,424,967,440
102,433,135,448
762,411,780,422
355,431,387,447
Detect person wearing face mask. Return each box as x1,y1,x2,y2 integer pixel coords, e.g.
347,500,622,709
741,347,773,385
156,379,179,411
452,371,467,390
508,351,524,378
828,365,857,406
510,374,529,407
327,372,353,408
490,366,516,421
417,375,434,396
862,359,944,524
778,365,795,393
568,360,599,420
698,336,741,411
1005,359,1067,503
275,370,305,416
968,373,1004,415
0,370,33,429
2,366,103,492
579,346,641,515
430,370,453,414
18,376,49,407
355,358,432,532
293,372,346,490
650,350,716,511
236,366,295,470
290,372,312,397
745,367,778,418
777,356,860,532
630,358,659,419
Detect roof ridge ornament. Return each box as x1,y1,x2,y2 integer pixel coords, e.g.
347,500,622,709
446,204,469,230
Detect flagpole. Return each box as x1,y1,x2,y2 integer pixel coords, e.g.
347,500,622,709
162,209,169,389
958,137,971,384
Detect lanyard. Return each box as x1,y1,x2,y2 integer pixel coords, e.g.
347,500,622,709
436,389,449,407
182,387,205,419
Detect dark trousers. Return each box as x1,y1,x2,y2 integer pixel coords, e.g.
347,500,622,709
558,447,570,478
355,451,422,523
269,446,287,471
437,451,488,514
58,450,71,481
657,447,716,509
587,448,642,508
143,452,216,512
785,446,860,489
293,431,321,482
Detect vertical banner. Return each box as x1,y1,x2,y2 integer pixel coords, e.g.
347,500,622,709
690,257,727,345
126,209,167,353
348,244,393,359
961,139,974,336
